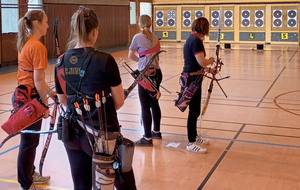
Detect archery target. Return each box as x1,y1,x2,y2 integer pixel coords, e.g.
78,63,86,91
273,10,282,27
167,10,175,27
195,10,203,19
224,10,233,27
211,10,220,27
183,11,191,27
156,11,164,27
241,10,250,27
255,10,264,27
287,10,297,28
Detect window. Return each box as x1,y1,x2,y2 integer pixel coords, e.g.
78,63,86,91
1,0,18,33
130,2,137,25
140,2,152,17
28,0,43,11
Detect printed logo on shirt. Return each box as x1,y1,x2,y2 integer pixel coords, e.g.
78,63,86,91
69,56,78,64
65,67,80,75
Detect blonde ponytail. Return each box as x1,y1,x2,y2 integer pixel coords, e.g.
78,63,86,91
67,6,99,49
139,15,153,40
17,17,29,53
16,10,45,53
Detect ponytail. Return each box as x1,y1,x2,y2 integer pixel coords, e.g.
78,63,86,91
141,27,153,40
16,10,45,53
17,17,29,53
67,6,99,49
139,15,153,40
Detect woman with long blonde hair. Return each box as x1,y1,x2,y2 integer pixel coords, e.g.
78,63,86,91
16,9,55,190
128,15,163,146
55,6,136,190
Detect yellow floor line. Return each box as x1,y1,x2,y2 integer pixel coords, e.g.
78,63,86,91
0,178,72,190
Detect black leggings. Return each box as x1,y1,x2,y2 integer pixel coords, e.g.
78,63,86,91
13,94,42,189
187,82,202,143
138,69,162,138
64,125,137,190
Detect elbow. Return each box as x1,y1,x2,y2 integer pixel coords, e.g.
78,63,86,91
115,101,124,111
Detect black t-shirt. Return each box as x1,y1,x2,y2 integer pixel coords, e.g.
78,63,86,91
55,47,122,131
183,32,206,73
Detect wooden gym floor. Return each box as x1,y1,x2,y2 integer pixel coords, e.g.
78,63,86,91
0,42,300,190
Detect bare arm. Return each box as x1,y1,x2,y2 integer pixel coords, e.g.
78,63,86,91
128,50,139,62
110,83,124,110
195,53,217,73
195,53,214,67
34,69,50,118
57,94,67,107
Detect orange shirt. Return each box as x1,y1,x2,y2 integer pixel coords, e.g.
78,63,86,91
17,36,48,89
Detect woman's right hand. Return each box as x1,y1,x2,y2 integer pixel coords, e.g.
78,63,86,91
209,57,215,64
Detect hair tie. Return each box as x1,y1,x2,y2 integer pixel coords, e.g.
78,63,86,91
24,16,28,21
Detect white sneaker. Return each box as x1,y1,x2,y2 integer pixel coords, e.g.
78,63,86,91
196,136,209,145
186,143,207,154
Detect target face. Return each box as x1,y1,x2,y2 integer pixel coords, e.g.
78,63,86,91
255,10,264,18
225,19,233,27
273,19,282,27
224,10,233,27
183,19,191,27
273,10,282,27
242,19,250,27
241,10,250,27
156,11,164,27
183,11,191,18
273,10,282,18
156,19,163,26
212,19,219,27
255,10,264,27
288,10,296,18
195,11,203,18
167,11,175,27
287,19,296,27
212,11,219,18
255,19,263,27
168,11,175,19
211,10,220,27
225,10,232,18
242,10,250,18
168,19,175,26
157,11,163,18
287,10,297,28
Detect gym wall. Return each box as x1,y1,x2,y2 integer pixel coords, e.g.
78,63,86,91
152,0,300,44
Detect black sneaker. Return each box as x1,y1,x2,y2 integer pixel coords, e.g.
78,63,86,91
151,131,162,139
135,137,153,147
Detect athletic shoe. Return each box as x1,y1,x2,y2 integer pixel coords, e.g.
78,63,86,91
196,136,209,145
151,131,162,139
21,183,42,190
186,143,207,153
135,137,153,147
33,171,50,184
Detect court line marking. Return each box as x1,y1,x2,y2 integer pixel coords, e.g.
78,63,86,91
121,128,300,149
0,178,71,190
273,90,300,117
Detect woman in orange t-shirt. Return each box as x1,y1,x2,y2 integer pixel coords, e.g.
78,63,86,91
16,10,55,190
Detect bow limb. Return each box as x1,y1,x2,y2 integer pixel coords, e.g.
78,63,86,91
54,17,61,57
0,129,57,150
39,98,59,176
124,50,166,99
